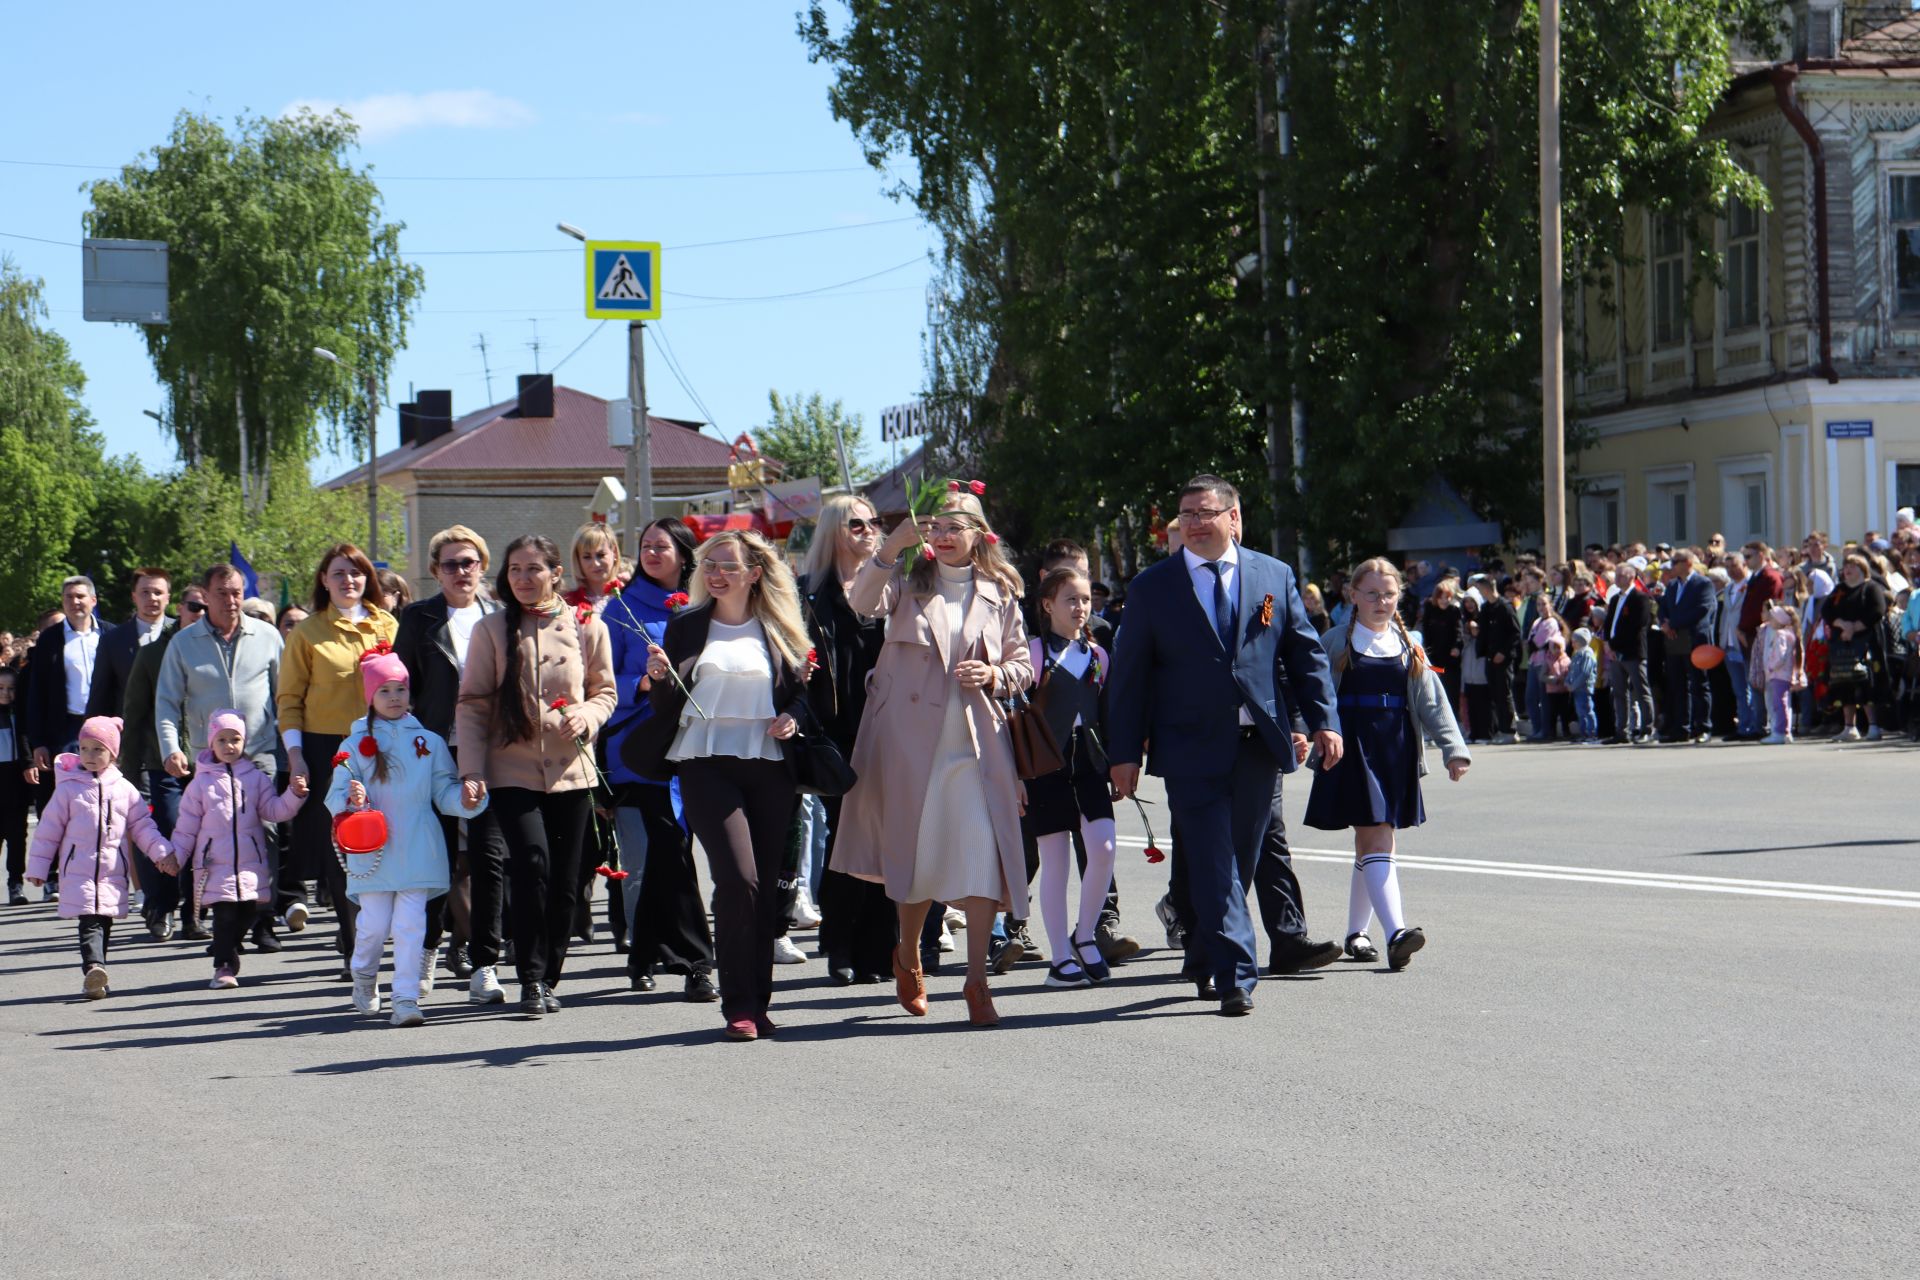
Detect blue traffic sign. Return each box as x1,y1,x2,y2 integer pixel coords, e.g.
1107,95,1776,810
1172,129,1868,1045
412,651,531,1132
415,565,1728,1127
585,241,661,320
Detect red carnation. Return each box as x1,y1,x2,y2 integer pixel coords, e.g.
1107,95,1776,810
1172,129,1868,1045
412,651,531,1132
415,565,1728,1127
663,592,690,611
1143,845,1166,864
550,697,570,711
359,641,394,664
968,480,986,496
330,751,349,768
594,863,630,882
806,648,819,665
357,737,378,757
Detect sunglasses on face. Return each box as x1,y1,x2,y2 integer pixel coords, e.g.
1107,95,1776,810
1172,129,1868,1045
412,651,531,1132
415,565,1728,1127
845,519,876,534
182,601,207,614
438,557,481,573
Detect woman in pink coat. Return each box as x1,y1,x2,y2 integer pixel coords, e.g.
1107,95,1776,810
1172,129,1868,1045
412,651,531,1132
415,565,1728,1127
24,716,172,999
831,488,1033,1027
160,709,308,988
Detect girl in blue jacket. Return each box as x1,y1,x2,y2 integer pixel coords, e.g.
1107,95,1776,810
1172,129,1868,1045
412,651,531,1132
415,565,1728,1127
328,646,486,1027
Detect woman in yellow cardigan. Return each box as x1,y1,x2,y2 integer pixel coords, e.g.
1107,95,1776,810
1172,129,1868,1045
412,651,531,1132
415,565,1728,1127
280,544,397,978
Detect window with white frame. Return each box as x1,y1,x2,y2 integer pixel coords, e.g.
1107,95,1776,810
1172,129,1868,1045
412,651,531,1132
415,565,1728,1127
1897,462,1920,515
1578,480,1622,549
1718,457,1771,546
1647,466,1694,547
1652,215,1688,348
1892,174,1920,317
1724,191,1760,330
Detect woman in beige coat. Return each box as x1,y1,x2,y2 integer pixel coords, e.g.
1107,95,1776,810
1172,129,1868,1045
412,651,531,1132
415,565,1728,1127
832,490,1032,1026
456,534,616,1017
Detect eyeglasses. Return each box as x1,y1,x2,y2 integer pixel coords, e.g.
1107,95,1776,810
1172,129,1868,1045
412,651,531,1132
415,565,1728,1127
845,519,876,533
927,521,973,538
1357,590,1401,604
1177,507,1229,524
700,559,748,576
438,557,481,573
182,600,207,614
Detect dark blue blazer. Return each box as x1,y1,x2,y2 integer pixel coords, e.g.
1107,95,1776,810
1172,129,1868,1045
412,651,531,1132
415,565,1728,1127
1107,545,1337,779
1663,572,1711,636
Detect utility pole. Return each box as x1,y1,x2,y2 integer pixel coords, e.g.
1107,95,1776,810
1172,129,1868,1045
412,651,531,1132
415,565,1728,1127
626,321,652,562
1277,2,1309,577
1539,0,1568,562
1258,8,1309,573
365,367,381,563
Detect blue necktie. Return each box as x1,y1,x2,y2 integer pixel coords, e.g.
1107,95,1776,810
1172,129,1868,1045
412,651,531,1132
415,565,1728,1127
1204,561,1234,648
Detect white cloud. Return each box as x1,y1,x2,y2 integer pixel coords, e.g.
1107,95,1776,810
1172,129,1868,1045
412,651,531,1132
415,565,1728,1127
284,89,535,141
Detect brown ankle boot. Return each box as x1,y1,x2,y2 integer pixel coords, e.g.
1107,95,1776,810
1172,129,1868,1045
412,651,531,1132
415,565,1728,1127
892,945,927,1016
962,977,998,1027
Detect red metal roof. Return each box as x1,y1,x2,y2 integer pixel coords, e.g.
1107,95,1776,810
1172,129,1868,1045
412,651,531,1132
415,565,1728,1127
324,385,743,486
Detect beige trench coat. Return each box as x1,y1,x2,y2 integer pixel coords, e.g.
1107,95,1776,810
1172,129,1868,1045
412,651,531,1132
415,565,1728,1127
830,556,1034,911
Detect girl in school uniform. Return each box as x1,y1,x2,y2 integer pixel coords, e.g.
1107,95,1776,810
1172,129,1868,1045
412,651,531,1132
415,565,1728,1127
1021,566,1117,989
1306,558,1470,971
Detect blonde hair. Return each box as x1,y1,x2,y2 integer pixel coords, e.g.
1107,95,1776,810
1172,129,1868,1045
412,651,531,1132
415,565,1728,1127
690,530,812,669
1335,557,1427,680
804,494,877,591
908,492,1024,599
570,522,630,586
428,524,491,570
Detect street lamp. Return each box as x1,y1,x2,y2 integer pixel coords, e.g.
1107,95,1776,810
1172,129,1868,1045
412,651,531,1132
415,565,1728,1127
558,220,650,559
313,346,383,564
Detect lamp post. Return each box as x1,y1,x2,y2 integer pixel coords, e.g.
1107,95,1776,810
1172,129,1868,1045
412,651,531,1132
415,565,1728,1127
313,346,382,563
1539,0,1568,561
559,221,650,561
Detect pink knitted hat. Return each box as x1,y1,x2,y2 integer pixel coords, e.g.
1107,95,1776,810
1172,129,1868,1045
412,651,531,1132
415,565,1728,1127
359,643,410,704
207,708,247,740
78,716,123,757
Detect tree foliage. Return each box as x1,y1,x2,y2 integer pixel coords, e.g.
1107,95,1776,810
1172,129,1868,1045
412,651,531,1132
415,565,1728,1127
759,389,876,486
801,0,1779,567
84,109,423,513
0,258,101,618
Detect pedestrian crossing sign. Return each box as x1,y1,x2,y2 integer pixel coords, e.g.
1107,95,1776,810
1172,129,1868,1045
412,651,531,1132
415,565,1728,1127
585,241,661,320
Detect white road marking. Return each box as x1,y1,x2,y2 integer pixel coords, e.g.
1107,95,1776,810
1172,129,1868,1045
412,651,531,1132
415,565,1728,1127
1111,839,1920,909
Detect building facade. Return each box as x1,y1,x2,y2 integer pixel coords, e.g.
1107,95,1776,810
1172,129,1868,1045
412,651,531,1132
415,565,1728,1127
1573,3,1920,550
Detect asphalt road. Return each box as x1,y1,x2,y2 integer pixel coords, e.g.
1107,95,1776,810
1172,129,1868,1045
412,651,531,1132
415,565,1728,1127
3,737,1914,1279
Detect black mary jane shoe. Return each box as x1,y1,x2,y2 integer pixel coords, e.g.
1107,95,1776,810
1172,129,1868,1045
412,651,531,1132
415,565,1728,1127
1044,960,1092,989
1386,927,1426,972
1070,932,1111,984
1343,932,1379,963
520,985,546,1018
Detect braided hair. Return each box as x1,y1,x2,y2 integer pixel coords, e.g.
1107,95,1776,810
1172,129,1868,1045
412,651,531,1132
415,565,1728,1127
1333,558,1428,682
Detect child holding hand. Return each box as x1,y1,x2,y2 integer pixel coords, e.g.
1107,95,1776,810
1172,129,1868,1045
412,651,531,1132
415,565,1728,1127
157,709,308,989
327,646,487,1027
24,717,172,998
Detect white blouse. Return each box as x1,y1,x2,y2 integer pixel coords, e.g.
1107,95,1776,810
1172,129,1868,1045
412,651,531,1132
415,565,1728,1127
667,618,783,763
1351,619,1408,658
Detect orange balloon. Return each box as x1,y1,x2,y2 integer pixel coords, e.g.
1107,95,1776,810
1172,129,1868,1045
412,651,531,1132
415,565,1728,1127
1690,644,1725,671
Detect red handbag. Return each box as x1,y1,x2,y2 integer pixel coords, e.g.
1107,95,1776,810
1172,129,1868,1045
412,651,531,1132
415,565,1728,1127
332,809,389,879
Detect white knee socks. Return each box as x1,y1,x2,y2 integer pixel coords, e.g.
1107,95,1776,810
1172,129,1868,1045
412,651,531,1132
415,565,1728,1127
1036,818,1119,966
1355,853,1406,939
1346,865,1374,939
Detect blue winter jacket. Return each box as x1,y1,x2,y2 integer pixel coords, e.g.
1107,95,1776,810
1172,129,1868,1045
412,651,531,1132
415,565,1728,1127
325,713,485,901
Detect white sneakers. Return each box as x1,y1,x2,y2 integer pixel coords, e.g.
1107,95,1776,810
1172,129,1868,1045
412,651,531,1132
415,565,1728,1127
772,936,808,964
787,886,823,929
284,902,310,933
419,944,441,996
389,999,424,1028
1838,726,1862,742
351,972,382,1015
469,965,505,1004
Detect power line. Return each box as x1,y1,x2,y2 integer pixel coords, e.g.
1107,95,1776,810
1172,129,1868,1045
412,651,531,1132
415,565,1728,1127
670,255,924,302
0,230,81,248
545,322,606,376
648,321,722,433
404,215,919,257
0,157,870,181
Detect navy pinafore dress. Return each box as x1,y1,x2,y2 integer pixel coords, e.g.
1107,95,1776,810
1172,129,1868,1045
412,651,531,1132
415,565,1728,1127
1304,651,1426,831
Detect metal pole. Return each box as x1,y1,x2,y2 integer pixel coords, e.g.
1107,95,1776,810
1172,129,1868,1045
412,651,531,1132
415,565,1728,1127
626,321,652,559
365,368,381,563
1539,0,1568,562
1279,1,1309,577
830,420,854,492
1255,25,1285,562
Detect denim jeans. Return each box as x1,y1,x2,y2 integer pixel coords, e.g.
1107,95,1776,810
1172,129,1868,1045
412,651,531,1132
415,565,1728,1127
1725,651,1759,735
1573,688,1598,740
1526,664,1550,739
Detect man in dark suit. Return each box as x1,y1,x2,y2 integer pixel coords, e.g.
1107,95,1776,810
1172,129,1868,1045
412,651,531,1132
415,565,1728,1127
1658,550,1713,742
1108,475,1341,1017
85,567,172,727
25,576,106,779
393,525,508,1003
1602,561,1653,742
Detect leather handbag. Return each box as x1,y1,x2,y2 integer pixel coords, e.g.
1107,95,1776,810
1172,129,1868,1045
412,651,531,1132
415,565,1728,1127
781,703,857,797
999,681,1064,781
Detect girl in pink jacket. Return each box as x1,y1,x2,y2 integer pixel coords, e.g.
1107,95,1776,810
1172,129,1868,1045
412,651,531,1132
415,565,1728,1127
156,709,308,989
25,716,172,1000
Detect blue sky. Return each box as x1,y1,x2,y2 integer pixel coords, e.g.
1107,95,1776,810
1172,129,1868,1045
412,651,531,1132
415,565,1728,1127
1,1,933,482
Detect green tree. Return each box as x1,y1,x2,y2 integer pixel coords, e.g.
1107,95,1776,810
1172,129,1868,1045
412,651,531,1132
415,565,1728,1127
759,389,875,485
802,0,1778,564
84,109,424,513
0,258,102,626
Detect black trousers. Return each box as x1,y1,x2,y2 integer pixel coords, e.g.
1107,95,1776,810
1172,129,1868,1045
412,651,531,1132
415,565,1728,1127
0,767,29,885
138,770,185,925
78,914,112,969
1436,665,1463,730
817,793,896,976
35,712,83,816
1463,684,1492,740
1488,662,1517,732
678,756,796,1019
449,808,508,967
1662,634,1712,737
211,901,259,972
492,786,591,988
619,782,715,978
288,731,356,955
